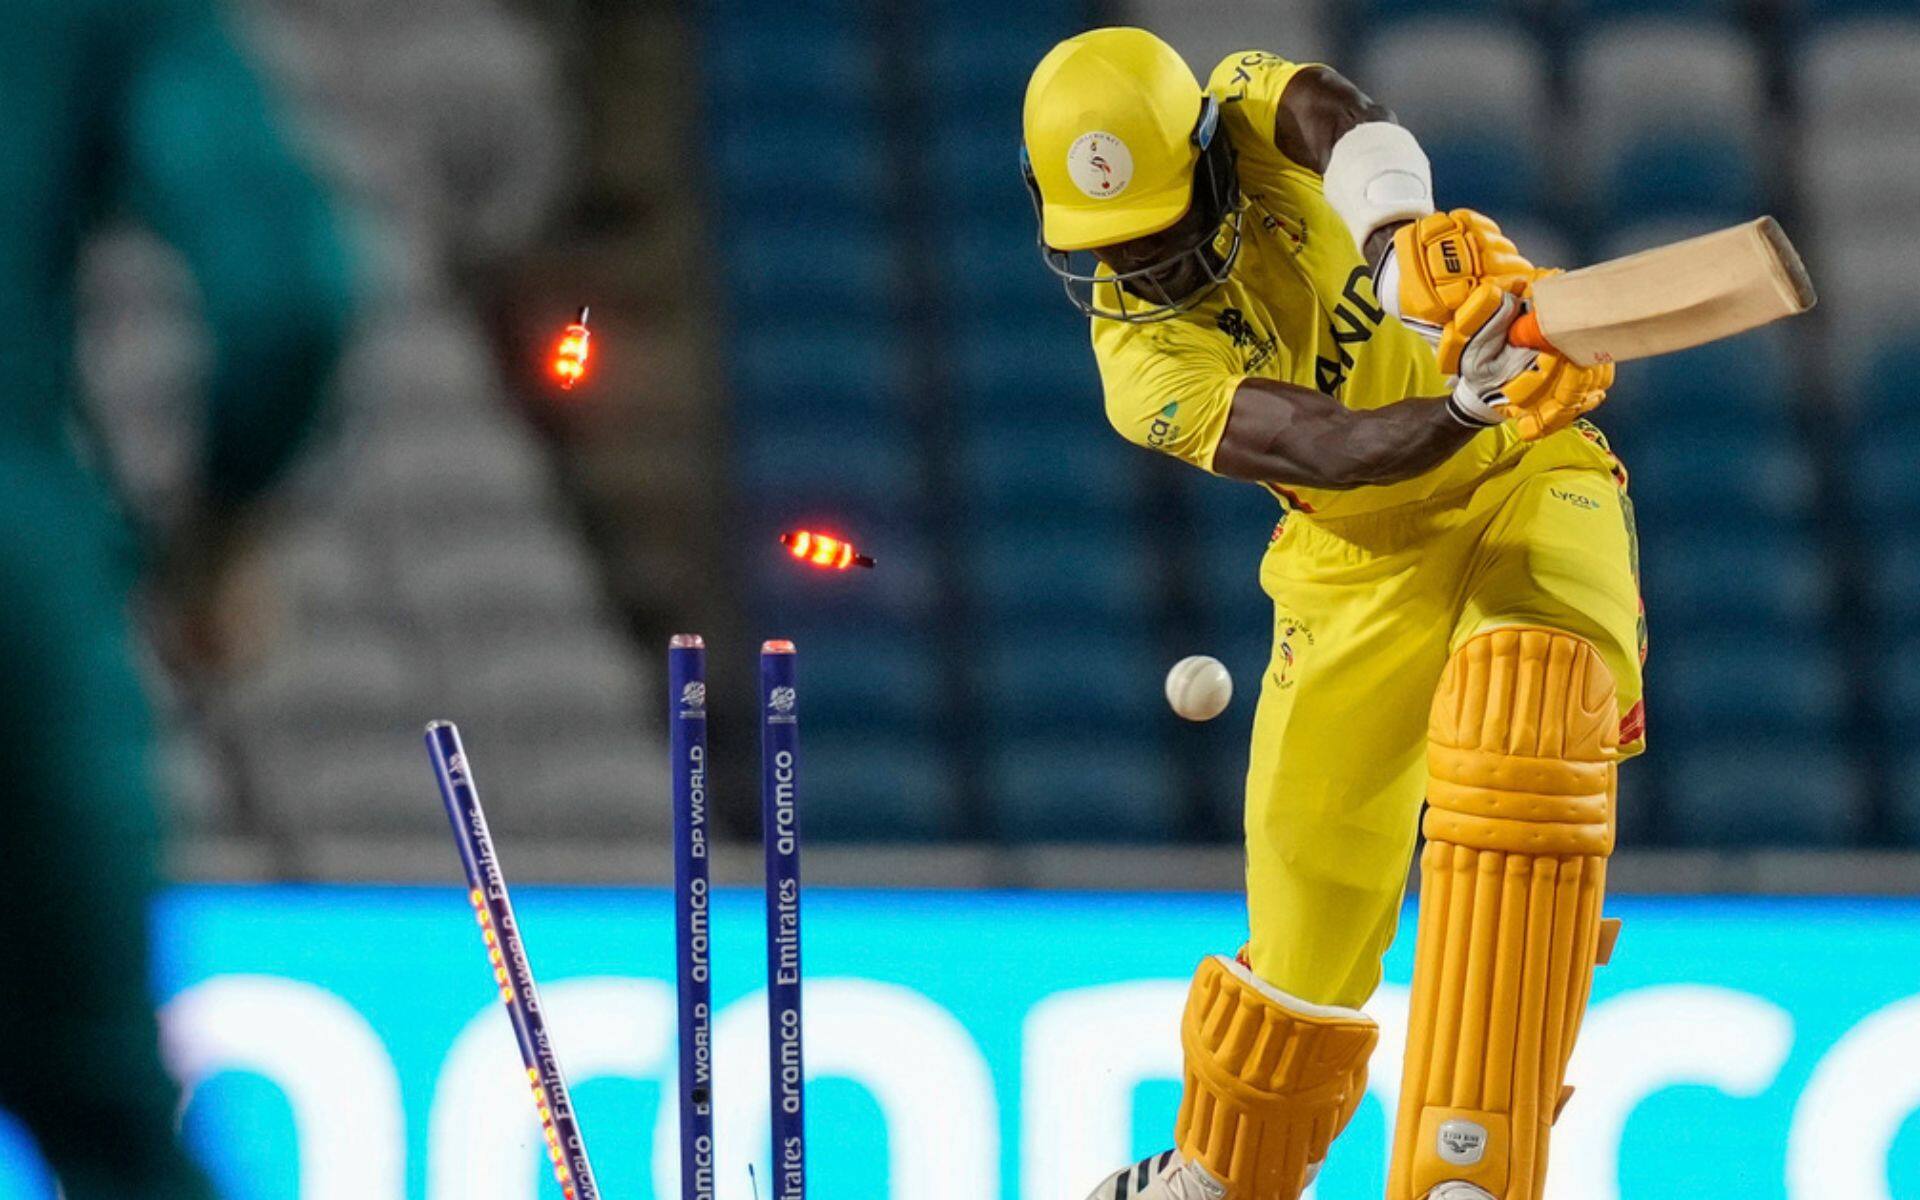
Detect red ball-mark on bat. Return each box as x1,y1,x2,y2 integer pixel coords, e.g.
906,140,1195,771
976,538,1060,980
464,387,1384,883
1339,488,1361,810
779,529,874,570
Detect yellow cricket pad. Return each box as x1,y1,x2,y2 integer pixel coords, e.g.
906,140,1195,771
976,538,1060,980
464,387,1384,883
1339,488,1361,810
1177,955,1378,1199
1389,627,1619,1200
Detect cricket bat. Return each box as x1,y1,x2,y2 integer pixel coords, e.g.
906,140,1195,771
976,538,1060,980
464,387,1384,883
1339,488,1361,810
1507,217,1816,366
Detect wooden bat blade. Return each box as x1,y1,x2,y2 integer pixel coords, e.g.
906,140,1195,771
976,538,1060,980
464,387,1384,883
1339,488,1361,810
1507,217,1817,365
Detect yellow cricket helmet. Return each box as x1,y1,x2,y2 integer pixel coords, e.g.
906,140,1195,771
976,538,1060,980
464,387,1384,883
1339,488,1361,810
1021,28,1243,322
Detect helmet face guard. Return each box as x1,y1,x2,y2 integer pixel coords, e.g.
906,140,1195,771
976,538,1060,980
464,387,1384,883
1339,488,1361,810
1022,97,1244,324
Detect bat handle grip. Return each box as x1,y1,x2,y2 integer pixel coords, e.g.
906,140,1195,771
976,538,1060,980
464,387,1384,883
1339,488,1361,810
1508,309,1554,353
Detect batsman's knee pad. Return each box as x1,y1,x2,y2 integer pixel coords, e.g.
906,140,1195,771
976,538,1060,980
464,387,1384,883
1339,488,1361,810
1389,627,1619,1200
1177,954,1378,1199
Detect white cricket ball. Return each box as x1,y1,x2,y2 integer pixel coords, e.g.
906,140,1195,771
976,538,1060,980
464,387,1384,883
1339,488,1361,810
1165,655,1233,722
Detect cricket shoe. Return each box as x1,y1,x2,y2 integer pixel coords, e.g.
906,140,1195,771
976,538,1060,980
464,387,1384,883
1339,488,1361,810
1084,1150,1232,1200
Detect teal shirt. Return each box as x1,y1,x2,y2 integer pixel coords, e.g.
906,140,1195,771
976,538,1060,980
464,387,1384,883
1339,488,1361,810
0,0,356,509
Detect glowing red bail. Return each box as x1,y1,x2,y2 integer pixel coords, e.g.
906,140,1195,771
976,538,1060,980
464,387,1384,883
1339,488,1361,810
779,529,874,570
553,305,591,389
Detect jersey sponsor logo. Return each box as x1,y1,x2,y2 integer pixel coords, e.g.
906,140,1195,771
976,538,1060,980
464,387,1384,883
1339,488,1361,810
1066,132,1133,200
1314,265,1387,395
1147,401,1180,448
1549,486,1602,511
1216,307,1277,372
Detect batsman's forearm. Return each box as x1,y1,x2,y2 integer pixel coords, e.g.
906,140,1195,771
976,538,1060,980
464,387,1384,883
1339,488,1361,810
1214,387,1481,490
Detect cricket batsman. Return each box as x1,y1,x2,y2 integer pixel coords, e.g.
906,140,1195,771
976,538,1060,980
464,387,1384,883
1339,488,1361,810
1021,28,1644,1200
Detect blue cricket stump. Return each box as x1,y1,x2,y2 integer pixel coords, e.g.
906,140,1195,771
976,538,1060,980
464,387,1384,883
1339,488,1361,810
426,720,602,1200
761,639,807,1200
670,634,717,1200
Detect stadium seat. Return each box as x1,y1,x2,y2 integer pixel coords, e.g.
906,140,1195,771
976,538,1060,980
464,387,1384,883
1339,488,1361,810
156,726,233,834
1639,531,1833,632
233,625,430,740
441,634,649,733
1201,722,1256,837
1865,536,1920,631
941,216,1058,309
1134,0,1333,81
712,115,888,220
1665,745,1867,846
267,521,383,625
975,625,1165,733
801,731,961,840
361,419,554,527
724,222,903,320
1191,473,1285,539
490,736,668,836
1494,218,1578,273
1883,634,1920,726
1196,530,1273,643
1849,333,1920,428
1619,431,1818,528
732,323,906,422
705,18,880,110
1573,21,1764,151
951,323,1100,414
736,419,922,519
1570,21,1765,226
1854,439,1920,524
1801,133,1920,236
1649,634,1849,741
1561,0,1744,19
1795,0,1920,25
780,630,944,735
1425,137,1550,223
1356,20,1550,154
930,123,1032,223
247,732,443,835
1892,755,1920,846
963,418,1143,520
987,735,1179,841
1351,0,1522,25
968,521,1160,625
396,523,607,633
1600,133,1760,229
1813,230,1920,363
925,12,1079,111
708,0,868,16
1803,18,1920,133
1606,329,1795,439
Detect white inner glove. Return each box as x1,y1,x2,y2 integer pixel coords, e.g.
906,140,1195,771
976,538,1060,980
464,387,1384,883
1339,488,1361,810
1446,291,1537,427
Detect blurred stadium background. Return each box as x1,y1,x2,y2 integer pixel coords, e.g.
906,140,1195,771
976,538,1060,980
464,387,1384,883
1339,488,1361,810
41,0,1920,1194
94,0,1920,880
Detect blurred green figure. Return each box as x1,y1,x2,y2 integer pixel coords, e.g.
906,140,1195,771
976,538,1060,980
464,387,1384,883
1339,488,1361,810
0,0,356,1192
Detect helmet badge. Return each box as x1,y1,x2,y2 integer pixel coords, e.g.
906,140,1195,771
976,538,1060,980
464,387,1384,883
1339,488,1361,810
1066,131,1134,200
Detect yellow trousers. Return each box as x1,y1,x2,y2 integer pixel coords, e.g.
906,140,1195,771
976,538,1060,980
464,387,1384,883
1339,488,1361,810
1243,426,1645,1009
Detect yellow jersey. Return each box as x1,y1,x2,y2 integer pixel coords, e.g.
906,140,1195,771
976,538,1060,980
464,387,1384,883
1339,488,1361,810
1093,50,1526,516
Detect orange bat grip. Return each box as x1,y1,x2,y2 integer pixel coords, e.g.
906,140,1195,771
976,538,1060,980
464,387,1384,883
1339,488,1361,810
1507,309,1555,353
